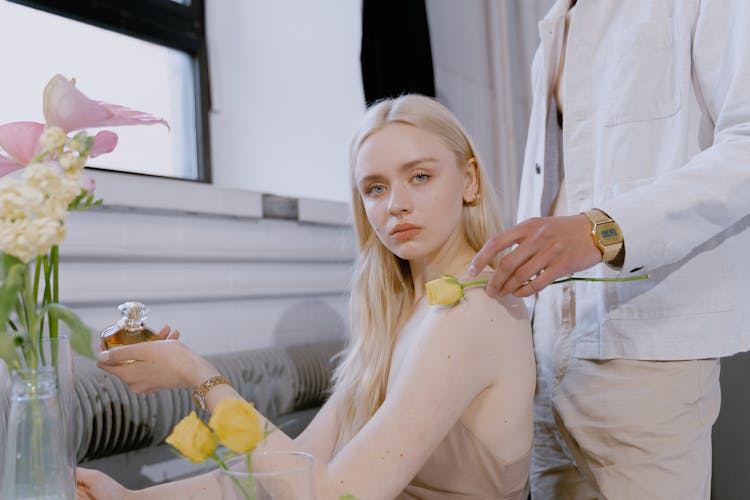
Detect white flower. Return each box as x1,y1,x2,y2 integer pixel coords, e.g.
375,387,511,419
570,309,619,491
38,126,67,152
29,217,67,254
58,151,86,173
22,163,65,196
21,162,81,210
0,217,67,262
39,196,70,221
0,219,37,263
0,178,30,221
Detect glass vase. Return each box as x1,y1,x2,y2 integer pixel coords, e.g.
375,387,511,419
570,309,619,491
1,368,75,500
0,359,10,489
219,451,315,500
40,335,78,468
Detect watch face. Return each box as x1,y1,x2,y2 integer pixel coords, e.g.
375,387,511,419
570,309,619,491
597,221,622,245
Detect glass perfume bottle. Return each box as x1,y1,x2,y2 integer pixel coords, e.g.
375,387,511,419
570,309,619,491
100,301,159,349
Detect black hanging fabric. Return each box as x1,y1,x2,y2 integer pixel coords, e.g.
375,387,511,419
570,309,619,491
360,0,436,106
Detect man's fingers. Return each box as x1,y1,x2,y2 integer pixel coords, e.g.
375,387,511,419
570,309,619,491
469,229,523,277
513,264,567,298
497,254,550,296
485,240,539,295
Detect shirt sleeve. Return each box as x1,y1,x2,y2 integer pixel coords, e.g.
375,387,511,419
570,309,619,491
601,0,750,275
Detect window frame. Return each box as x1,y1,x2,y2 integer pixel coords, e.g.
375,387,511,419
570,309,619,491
9,0,212,183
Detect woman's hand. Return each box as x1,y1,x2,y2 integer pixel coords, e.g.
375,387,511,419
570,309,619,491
76,467,132,500
156,324,181,341
96,335,220,394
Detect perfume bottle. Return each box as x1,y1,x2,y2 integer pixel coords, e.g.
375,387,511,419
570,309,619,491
100,301,159,349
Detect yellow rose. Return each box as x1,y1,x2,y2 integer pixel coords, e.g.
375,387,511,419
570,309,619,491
426,276,464,306
209,399,263,454
165,411,216,462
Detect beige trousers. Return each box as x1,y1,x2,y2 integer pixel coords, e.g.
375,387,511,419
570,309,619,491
530,283,721,500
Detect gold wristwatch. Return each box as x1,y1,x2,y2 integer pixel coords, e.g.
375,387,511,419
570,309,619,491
583,209,624,264
192,375,231,410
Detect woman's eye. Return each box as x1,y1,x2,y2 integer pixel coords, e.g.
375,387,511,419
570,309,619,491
367,184,386,196
413,173,429,183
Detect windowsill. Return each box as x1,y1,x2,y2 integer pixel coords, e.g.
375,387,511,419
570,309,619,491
87,169,351,226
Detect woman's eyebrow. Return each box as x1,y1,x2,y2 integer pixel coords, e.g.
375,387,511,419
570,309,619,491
357,157,439,186
400,157,439,170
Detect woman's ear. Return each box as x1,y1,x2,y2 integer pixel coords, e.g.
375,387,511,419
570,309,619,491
462,158,480,206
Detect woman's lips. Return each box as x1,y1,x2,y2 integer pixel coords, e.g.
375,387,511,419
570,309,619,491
390,224,422,241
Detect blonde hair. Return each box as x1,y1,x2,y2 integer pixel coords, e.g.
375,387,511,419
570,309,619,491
331,94,504,452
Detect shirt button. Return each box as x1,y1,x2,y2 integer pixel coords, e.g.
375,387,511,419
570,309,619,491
535,163,541,174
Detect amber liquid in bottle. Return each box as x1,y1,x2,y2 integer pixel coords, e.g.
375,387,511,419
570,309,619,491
100,301,159,350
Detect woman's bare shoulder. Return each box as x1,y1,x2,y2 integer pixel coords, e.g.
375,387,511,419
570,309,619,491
421,271,532,357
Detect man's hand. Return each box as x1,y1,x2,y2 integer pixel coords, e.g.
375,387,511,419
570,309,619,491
469,214,602,297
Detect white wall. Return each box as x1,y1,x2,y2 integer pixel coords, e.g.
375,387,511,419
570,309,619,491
426,0,555,226
63,171,355,356
205,0,365,203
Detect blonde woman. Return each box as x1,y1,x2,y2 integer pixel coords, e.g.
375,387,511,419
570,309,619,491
79,95,535,499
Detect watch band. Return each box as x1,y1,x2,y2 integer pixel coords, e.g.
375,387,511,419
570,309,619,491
192,375,231,410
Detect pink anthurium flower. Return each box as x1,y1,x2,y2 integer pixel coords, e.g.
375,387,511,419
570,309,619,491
43,74,169,132
0,74,168,178
0,121,45,176
90,130,118,158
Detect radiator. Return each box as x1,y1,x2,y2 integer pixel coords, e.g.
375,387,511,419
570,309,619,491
71,340,342,463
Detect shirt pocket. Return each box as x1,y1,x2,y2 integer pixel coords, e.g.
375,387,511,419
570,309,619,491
602,17,681,127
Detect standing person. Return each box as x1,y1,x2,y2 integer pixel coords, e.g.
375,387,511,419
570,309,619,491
76,94,536,500
469,0,750,498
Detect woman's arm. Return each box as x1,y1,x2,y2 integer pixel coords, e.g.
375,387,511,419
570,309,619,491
96,339,341,458
92,293,527,499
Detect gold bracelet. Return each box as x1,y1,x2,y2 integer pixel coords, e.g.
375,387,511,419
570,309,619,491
192,375,231,410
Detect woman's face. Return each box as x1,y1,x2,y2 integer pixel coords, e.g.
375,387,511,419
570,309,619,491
354,123,475,263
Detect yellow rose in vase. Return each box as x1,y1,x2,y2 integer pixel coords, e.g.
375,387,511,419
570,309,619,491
209,399,263,454
165,411,216,463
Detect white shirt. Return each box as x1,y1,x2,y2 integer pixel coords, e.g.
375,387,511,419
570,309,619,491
517,0,750,360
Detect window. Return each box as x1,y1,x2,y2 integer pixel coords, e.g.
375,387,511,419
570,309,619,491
0,0,210,181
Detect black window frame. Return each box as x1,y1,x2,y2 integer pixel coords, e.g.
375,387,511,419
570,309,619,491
8,0,212,183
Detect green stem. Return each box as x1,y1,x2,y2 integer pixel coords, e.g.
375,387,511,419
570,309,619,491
461,274,649,290
32,257,42,308
461,280,489,288
39,254,53,366
50,245,59,340
550,275,649,284
246,452,256,500
20,264,38,369
213,454,255,500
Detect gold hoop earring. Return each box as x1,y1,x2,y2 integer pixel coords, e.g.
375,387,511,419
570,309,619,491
464,194,479,207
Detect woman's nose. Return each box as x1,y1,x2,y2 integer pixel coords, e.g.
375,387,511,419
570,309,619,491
387,185,412,214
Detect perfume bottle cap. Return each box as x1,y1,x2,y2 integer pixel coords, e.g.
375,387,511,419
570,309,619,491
117,301,149,331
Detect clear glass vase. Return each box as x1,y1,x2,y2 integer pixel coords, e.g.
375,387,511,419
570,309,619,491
0,359,10,488
1,368,75,500
40,336,78,468
219,451,316,500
